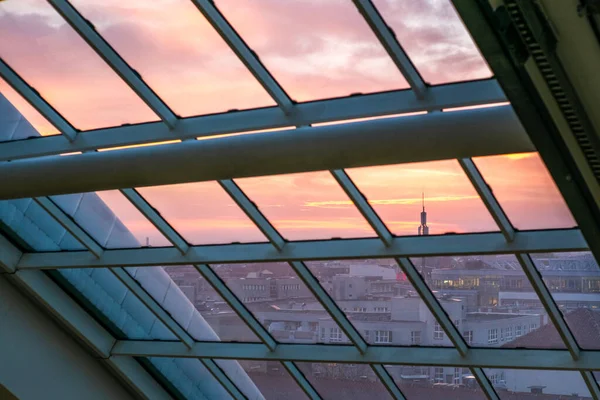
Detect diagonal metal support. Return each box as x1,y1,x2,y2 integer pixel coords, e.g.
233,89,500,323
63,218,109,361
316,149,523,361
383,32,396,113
190,0,294,113
471,367,500,400
283,361,322,400
352,0,427,98
193,264,277,351
371,364,406,400
330,169,393,246
0,58,77,141
33,196,104,258
119,188,189,254
200,359,246,400
396,257,469,356
516,253,580,359
47,0,178,128
581,370,600,400
459,158,515,242
218,179,286,251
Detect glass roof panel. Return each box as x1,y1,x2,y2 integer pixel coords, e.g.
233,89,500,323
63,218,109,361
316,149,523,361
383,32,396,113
531,252,600,350
163,265,261,342
295,362,393,399
483,369,591,399
305,258,453,347
384,365,487,399
0,77,60,141
346,160,498,236
69,0,275,117
473,153,576,230
412,254,566,349
215,0,409,102
235,171,376,241
50,191,171,249
0,0,157,130
210,262,344,344
138,182,267,245
229,360,308,400
372,0,492,85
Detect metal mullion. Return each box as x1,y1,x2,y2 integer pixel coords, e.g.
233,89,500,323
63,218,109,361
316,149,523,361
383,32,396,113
119,188,190,254
371,364,406,400
516,253,580,359
218,179,286,250
581,370,600,400
470,367,500,400
200,359,246,400
189,0,293,113
396,257,469,356
282,361,322,400
0,59,78,142
352,0,426,98
193,264,277,351
330,169,393,246
288,261,368,353
33,196,104,258
458,158,515,242
47,0,178,128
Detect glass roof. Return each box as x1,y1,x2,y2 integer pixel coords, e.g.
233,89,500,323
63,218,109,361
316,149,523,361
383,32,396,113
0,0,597,399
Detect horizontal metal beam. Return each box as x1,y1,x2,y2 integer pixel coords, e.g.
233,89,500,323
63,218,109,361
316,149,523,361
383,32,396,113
0,106,531,200
0,79,505,162
112,340,600,371
16,230,586,270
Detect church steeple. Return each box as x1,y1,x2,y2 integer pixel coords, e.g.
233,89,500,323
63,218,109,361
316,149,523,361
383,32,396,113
418,192,429,235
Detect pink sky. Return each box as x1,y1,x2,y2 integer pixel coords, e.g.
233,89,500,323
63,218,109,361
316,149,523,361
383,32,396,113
0,1,575,246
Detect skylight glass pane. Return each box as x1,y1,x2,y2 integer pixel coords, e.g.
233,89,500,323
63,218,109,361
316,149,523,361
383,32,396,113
50,191,171,249
305,259,452,346
235,171,376,241
226,360,308,400
484,369,591,399
347,160,498,236
474,153,576,230
0,0,157,130
69,0,275,117
412,254,566,349
384,365,487,399
210,262,343,344
0,77,59,141
163,266,261,342
138,182,267,245
296,362,393,399
215,0,409,102
372,0,492,85
531,252,600,350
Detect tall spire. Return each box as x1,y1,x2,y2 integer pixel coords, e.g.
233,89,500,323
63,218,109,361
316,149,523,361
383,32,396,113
418,191,429,236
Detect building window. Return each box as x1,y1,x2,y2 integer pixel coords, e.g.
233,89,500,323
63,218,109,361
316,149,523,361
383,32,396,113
411,331,422,345
330,327,343,343
500,328,505,342
506,326,513,341
454,368,461,384
463,330,473,344
374,330,392,344
516,325,522,337
434,322,444,340
488,328,498,344
434,367,444,383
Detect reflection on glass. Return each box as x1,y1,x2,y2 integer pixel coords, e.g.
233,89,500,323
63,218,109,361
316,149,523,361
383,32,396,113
237,360,308,400
484,369,591,399
138,182,266,245
305,259,452,346
347,160,498,236
474,153,576,230
163,266,260,342
385,364,486,399
50,191,170,249
0,77,59,140
412,254,566,349
0,0,157,130
210,262,342,344
69,0,274,117
532,252,600,350
216,0,408,101
236,171,375,241
296,362,393,400
372,0,492,85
